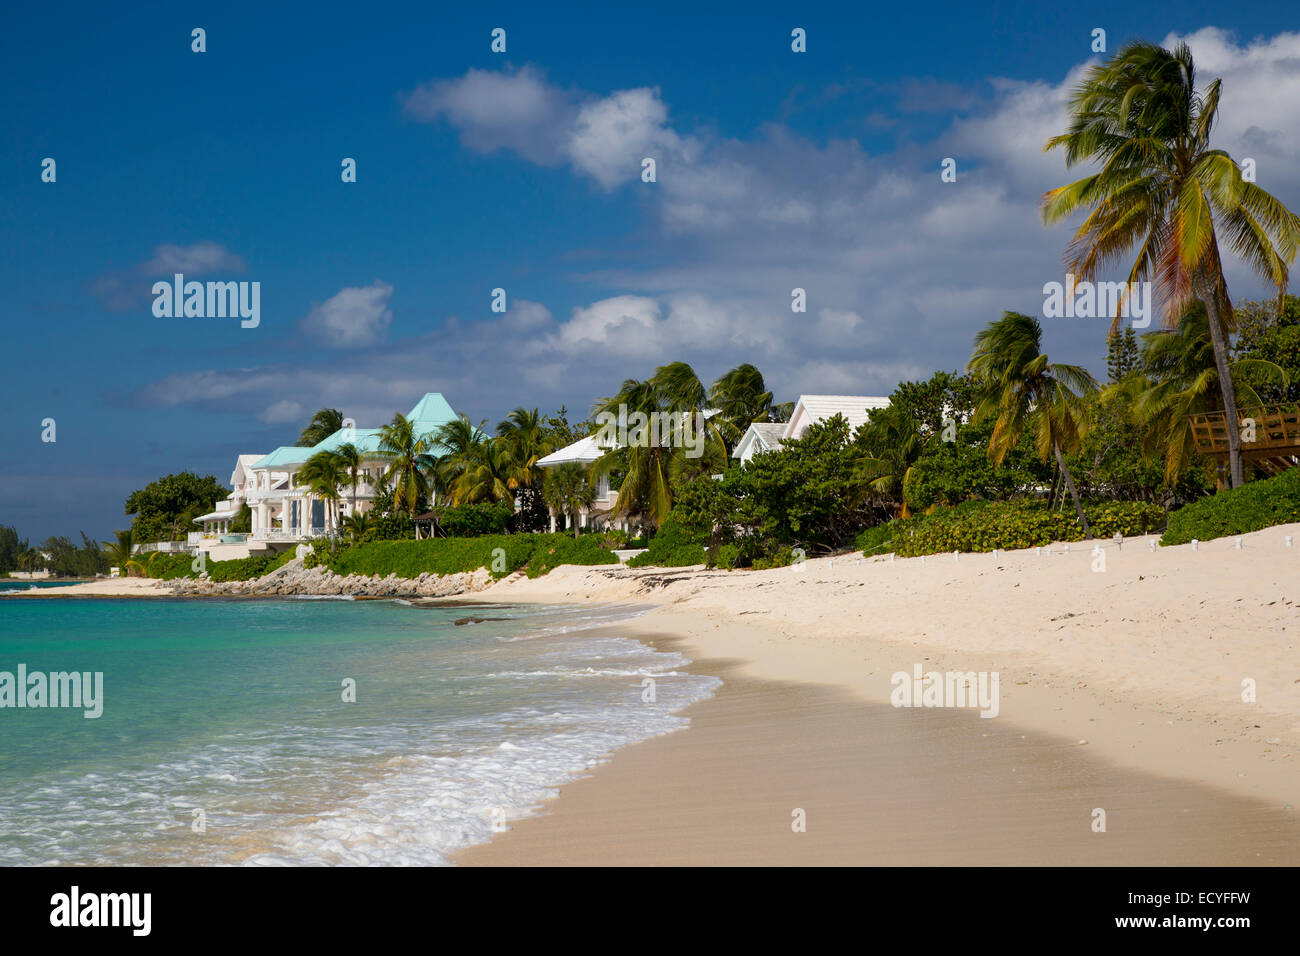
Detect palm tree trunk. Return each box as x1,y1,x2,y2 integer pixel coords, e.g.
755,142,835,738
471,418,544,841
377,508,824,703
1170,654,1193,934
1195,276,1244,489
1053,441,1091,538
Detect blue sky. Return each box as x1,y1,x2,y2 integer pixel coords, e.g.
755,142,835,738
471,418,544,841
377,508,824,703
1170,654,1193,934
3,1,1300,541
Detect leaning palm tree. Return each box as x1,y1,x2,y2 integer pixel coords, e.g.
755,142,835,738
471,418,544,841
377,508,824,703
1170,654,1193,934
298,407,346,447
376,413,436,521
968,312,1099,536
432,415,488,496
542,462,598,538
708,363,776,450
591,378,673,525
1042,40,1300,488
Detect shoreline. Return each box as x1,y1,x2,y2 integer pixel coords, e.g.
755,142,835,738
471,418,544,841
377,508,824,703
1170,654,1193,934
456,629,1300,865
14,523,1300,864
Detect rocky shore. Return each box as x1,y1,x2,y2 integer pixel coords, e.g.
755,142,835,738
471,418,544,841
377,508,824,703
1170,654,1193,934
165,557,497,599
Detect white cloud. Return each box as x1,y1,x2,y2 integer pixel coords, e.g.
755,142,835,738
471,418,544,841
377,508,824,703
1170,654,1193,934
91,241,247,311
299,281,394,348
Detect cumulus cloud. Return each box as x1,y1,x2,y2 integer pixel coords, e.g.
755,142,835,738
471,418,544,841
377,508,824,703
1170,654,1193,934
91,241,246,311
132,29,1300,429
298,281,394,348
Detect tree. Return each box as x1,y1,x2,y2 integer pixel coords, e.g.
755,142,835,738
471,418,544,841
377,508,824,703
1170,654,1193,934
125,472,228,543
377,413,438,522
542,462,597,537
707,363,776,450
1042,41,1300,488
300,450,347,533
1233,295,1300,404
0,525,23,574
1131,303,1282,484
298,408,345,447
332,443,366,518
1106,327,1139,383
967,311,1099,536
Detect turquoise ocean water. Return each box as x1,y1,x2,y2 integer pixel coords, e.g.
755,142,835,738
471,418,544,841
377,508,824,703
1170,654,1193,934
0,597,717,865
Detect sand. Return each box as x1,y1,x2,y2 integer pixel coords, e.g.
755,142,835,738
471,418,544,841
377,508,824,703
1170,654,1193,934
454,523,1300,865
9,577,176,597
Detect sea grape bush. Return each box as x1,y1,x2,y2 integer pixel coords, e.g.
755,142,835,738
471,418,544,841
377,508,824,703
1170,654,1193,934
1161,468,1300,545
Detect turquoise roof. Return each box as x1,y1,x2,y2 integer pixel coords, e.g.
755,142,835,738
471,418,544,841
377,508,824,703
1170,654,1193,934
250,445,311,469
249,394,461,470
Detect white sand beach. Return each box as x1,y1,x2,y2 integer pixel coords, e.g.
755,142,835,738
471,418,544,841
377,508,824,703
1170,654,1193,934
455,523,1300,865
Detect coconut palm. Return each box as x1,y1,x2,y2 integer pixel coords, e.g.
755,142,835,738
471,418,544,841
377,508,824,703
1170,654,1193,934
101,529,136,575
854,404,926,516
1130,304,1285,482
333,442,365,519
591,378,673,525
300,450,347,533
376,413,437,521
341,511,373,541
708,363,776,449
542,462,598,538
449,439,514,504
298,407,346,447
1042,41,1300,488
968,311,1099,536
496,407,553,489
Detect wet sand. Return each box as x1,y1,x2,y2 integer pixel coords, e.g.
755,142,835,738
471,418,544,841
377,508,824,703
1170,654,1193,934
458,637,1300,866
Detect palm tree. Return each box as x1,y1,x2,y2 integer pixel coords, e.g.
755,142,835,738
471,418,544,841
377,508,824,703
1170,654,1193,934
591,378,673,525
496,407,554,489
854,404,926,516
300,450,347,534
708,363,776,450
377,413,437,520
968,312,1099,536
450,439,514,504
333,442,365,519
431,415,488,498
1042,41,1300,488
1130,304,1284,482
298,408,346,447
341,511,373,541
102,529,136,575
542,462,598,537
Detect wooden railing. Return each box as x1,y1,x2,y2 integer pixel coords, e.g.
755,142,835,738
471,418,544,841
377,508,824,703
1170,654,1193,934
1190,405,1300,474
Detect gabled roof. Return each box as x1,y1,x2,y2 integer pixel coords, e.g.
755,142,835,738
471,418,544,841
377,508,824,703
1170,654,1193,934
538,435,609,467
732,422,787,459
230,454,266,486
784,394,890,440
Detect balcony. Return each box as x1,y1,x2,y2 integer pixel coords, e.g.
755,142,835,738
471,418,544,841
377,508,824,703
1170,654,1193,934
1190,404,1300,476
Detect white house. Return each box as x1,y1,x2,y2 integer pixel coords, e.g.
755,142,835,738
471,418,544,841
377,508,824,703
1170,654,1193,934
732,395,891,464
535,435,623,532
187,392,462,559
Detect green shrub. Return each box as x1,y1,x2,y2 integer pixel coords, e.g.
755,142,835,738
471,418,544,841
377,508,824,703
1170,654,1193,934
854,522,897,556
1162,468,1300,545
892,499,1165,556
626,518,708,568
205,548,296,582
304,533,617,579
434,501,514,537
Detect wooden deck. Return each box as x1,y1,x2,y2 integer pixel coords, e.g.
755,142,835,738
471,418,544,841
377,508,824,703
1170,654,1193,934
1190,405,1300,475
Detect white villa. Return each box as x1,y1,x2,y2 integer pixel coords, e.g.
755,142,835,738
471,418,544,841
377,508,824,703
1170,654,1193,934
535,435,624,533
733,394,890,464
186,393,461,560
